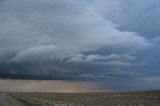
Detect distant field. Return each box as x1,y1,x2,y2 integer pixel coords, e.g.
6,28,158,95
9,90,160,106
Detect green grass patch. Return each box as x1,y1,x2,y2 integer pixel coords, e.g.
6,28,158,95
9,94,54,106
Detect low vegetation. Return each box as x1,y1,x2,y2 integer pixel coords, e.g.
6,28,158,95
9,90,160,106
9,94,54,106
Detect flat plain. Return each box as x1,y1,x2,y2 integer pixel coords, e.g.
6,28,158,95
7,90,160,106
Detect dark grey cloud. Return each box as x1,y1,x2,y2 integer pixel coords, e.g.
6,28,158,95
0,0,160,90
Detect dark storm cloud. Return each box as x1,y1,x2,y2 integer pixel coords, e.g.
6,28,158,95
0,0,159,83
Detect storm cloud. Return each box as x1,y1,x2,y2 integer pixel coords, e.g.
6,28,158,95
0,0,160,88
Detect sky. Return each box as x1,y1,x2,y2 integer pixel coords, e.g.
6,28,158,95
0,0,160,90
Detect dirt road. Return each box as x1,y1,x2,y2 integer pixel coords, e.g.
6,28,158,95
0,93,25,106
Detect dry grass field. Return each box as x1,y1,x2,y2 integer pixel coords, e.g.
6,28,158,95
9,90,160,106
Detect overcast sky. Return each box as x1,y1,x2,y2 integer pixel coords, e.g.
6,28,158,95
0,0,160,90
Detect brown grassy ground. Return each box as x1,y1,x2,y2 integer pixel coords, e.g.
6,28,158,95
10,90,160,106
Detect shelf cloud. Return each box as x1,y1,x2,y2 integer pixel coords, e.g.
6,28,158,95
0,0,160,90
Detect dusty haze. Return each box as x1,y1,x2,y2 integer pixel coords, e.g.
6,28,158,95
0,79,108,92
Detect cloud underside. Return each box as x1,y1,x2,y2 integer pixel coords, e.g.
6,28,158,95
0,0,160,81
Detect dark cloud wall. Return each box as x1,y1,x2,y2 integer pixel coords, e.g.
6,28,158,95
0,0,160,89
